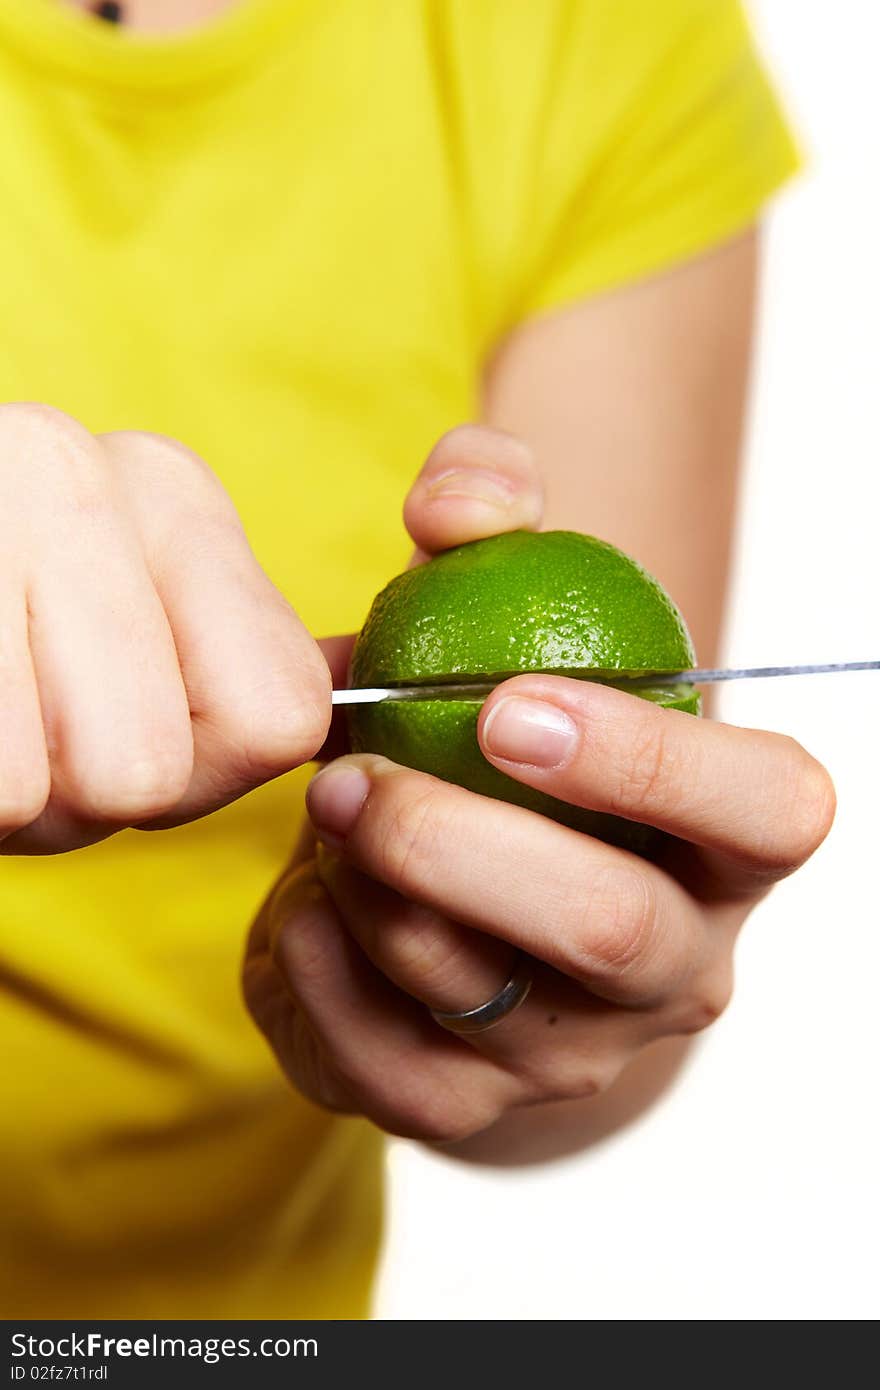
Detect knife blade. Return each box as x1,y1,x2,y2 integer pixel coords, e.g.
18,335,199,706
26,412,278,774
330,659,880,706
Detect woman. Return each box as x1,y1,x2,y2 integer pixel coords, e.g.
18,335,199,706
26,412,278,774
0,0,833,1317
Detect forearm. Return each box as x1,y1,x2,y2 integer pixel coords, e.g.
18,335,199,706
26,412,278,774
433,1036,692,1166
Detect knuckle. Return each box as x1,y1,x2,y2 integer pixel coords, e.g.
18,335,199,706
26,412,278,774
608,712,677,818
106,430,217,485
378,908,458,987
378,1090,502,1145
325,1046,504,1143
2,401,87,443
376,779,450,896
427,423,490,466
785,750,837,864
677,973,734,1035
105,430,243,528
517,1038,626,1103
748,742,837,877
567,865,658,983
516,1059,606,1105
423,424,535,479
554,1063,617,1102
76,753,192,824
240,658,332,775
3,404,108,516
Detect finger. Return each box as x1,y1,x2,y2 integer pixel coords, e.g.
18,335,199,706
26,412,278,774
248,861,518,1141
477,675,837,882
315,846,666,1096
6,441,194,853
0,592,51,843
403,424,543,560
315,842,518,1014
243,865,361,1115
306,755,705,1006
103,432,331,825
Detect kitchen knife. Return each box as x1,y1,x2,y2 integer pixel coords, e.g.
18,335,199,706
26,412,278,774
330,659,880,706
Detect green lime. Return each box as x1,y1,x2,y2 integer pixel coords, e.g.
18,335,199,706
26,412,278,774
348,530,698,849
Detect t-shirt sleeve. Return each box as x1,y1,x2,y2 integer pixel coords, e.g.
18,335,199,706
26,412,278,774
455,0,800,343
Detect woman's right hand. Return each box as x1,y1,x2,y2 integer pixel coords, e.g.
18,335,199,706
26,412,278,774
0,403,331,854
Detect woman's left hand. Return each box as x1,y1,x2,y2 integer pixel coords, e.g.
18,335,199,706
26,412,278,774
244,429,836,1145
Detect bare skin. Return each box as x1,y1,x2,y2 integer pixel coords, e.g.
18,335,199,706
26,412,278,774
0,411,330,854
243,233,835,1163
66,0,233,33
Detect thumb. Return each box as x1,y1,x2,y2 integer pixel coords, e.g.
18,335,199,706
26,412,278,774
316,425,542,749
403,424,543,563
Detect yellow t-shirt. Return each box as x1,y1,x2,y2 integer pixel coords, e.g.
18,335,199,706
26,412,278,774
0,0,796,1318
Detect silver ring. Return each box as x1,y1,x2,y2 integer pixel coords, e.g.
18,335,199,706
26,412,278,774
430,957,533,1035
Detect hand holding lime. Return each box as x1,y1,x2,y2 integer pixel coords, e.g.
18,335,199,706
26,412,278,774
347,530,698,850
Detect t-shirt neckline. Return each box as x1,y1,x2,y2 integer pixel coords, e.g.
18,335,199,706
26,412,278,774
0,0,291,93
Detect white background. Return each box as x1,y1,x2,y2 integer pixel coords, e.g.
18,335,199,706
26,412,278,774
376,1,880,1320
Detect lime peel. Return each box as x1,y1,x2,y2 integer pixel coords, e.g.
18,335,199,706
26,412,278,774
348,530,699,849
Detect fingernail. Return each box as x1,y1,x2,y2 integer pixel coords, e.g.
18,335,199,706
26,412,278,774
306,764,370,844
426,468,515,507
482,696,577,768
